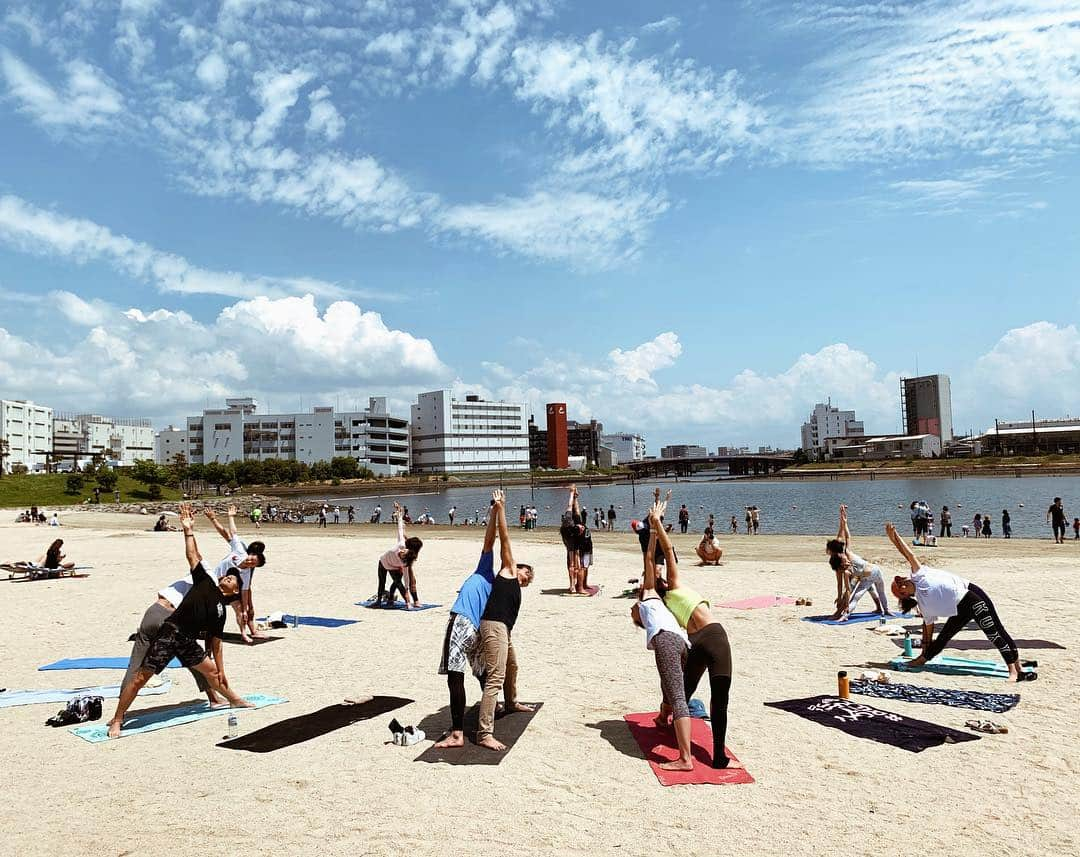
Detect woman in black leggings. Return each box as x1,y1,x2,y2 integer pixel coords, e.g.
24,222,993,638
886,523,1036,682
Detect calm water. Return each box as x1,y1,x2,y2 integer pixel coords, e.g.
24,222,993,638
304,475,1080,539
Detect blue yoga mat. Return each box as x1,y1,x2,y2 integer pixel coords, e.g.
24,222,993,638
71,693,287,743
39,657,181,671
0,679,172,708
802,612,910,626
356,599,441,612
889,655,1011,678
283,615,358,628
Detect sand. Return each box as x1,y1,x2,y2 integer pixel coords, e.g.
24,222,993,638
2,511,1078,857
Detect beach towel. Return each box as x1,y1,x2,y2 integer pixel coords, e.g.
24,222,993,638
850,679,1020,714
889,655,1012,678
0,679,171,709
623,712,754,786
219,696,411,752
414,702,543,766
719,595,796,610
764,695,979,752
39,657,181,671
258,615,358,628
71,694,287,743
802,612,910,626
356,600,441,612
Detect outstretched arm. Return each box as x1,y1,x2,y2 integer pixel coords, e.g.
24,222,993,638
495,495,514,571
648,490,677,586
838,504,851,545
482,491,501,553
226,504,239,539
179,504,202,569
643,528,658,591
885,522,920,572
393,502,406,548
204,506,231,543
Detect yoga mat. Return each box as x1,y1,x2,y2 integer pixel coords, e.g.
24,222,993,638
623,712,753,786
356,599,441,612
764,695,979,752
414,702,543,765
889,637,1065,652
218,632,285,645
802,612,910,626
39,657,181,671
851,680,1020,714
258,615,358,628
71,694,287,743
889,655,1015,678
540,586,599,597
0,679,172,709
719,595,796,610
219,696,411,752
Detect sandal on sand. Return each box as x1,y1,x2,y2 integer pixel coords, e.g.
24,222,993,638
1017,670,1038,682
966,719,1008,734
796,598,806,606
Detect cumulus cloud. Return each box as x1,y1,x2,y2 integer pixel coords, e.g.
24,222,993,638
973,322,1080,421
609,332,681,384
305,85,344,141
195,53,229,89
0,51,123,128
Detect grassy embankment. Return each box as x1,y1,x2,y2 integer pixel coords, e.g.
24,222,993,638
783,454,1080,478
0,473,183,509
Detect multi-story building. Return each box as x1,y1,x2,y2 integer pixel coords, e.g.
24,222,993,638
52,413,154,468
546,403,568,469
185,397,410,475
155,426,190,465
660,444,708,459
0,399,52,473
411,391,528,474
864,434,942,460
717,445,750,456
602,432,646,463
800,401,865,459
902,374,953,443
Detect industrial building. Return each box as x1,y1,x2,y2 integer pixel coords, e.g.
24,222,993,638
902,374,953,443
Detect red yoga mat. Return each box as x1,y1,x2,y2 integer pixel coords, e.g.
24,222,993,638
623,712,754,786
718,595,796,609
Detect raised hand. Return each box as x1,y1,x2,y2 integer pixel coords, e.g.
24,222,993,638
227,504,238,517
492,489,505,507
178,503,195,531
885,522,897,538
203,507,217,521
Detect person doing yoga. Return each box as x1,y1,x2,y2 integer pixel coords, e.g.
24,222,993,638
107,505,255,737
825,505,889,620
885,523,1037,683
201,505,268,642
631,515,693,771
651,489,735,769
559,486,585,593
376,502,423,608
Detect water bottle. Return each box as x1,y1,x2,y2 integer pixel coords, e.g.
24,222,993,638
903,632,914,658
878,615,887,627
227,712,238,738
837,670,850,699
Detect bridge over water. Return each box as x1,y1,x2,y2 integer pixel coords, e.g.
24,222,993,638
625,453,795,478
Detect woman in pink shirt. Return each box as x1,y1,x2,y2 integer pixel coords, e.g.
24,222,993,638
377,501,424,608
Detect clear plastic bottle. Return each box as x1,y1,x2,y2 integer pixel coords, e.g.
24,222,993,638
227,713,238,738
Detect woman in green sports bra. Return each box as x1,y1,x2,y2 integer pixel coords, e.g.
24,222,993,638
649,491,736,770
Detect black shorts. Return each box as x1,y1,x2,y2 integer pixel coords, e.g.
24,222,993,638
142,622,207,674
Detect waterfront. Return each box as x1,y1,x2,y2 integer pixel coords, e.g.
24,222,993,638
308,474,1080,539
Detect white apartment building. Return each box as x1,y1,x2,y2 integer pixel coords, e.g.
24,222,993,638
411,391,529,474
186,397,410,475
155,426,190,465
800,401,865,459
53,413,154,468
601,432,646,463
0,399,52,473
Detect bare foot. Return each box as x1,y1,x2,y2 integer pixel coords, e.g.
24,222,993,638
233,699,257,709
433,731,464,749
511,702,536,713
209,702,231,710
653,713,670,729
241,634,254,645
107,719,122,739
251,629,268,639
659,758,694,771
477,735,506,752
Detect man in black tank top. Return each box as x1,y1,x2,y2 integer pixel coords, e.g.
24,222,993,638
476,499,536,751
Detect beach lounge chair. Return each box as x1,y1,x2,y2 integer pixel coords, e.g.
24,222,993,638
2,562,91,581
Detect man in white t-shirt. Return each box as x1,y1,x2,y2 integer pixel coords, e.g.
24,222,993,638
885,522,1035,683
120,505,267,705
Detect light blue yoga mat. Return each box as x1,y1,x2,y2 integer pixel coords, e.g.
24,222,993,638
0,679,172,708
39,657,182,671
803,612,911,626
890,655,1011,678
71,693,287,743
356,599,441,612
259,615,358,628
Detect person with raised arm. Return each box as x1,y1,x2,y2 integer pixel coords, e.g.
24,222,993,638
107,504,255,738
630,509,693,771
824,505,889,620
433,491,503,749
651,489,735,769
375,501,424,608
201,505,267,641
885,522,1036,683
559,485,583,593
474,495,536,751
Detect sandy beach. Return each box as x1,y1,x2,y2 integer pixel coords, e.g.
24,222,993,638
2,511,1077,857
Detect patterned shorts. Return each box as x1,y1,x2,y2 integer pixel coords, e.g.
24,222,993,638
438,613,481,677
142,622,207,674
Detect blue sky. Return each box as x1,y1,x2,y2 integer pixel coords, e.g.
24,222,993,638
1,0,1078,451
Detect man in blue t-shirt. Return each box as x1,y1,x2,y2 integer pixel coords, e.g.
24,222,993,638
434,490,505,749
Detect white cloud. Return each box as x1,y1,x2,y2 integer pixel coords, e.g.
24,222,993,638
974,322,1080,420
0,51,123,129
305,85,344,141
0,194,353,300
196,53,229,90
642,16,680,34
609,332,681,384
251,67,314,145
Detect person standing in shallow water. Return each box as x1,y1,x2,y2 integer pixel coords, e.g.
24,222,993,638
1047,497,1067,544
940,506,952,538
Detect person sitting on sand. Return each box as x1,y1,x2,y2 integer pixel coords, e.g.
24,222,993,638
107,505,256,737
376,502,423,608
885,522,1036,683
474,495,537,751
434,491,503,749
153,514,177,532
825,505,889,620
695,525,723,565
38,539,75,571
631,512,693,771
651,490,735,770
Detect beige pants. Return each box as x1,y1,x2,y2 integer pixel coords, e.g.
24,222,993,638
477,619,518,740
